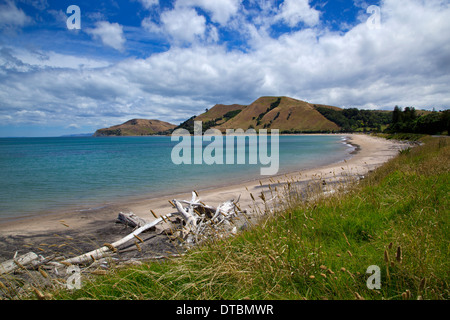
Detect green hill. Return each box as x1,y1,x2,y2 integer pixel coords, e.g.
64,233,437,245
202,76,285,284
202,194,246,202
93,119,176,136
96,96,443,135
174,96,341,133
217,96,340,132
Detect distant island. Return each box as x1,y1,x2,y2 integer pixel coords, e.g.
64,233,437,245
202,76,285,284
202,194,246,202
92,96,448,136
93,119,176,136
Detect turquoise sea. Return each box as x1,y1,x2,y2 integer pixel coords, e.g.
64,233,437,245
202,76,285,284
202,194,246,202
0,135,354,219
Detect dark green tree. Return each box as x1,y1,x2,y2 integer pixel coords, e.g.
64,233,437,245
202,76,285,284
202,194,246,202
392,106,401,124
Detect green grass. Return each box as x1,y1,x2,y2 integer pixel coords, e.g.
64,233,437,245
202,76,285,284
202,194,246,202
49,137,449,300
372,132,426,141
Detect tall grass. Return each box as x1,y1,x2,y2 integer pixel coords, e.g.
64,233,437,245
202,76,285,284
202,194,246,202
40,137,450,300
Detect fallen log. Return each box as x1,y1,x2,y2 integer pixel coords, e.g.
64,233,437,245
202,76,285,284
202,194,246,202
116,212,148,228
63,213,173,265
0,252,39,275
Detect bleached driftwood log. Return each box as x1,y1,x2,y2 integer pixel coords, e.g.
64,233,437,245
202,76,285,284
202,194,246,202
116,212,148,228
0,252,39,275
172,192,244,245
173,199,197,232
63,213,173,265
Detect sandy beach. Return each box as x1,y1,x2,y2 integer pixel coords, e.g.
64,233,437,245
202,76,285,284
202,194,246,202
0,134,407,262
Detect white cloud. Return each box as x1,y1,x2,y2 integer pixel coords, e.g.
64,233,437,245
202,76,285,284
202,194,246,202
176,0,242,25
142,0,242,45
207,25,219,43
138,0,159,9
0,1,32,30
67,123,80,129
1,0,450,134
14,49,111,69
141,17,161,34
275,0,320,27
86,21,126,51
159,7,207,44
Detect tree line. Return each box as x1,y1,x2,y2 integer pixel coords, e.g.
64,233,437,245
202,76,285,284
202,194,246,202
316,106,449,135
315,106,391,132
387,106,449,135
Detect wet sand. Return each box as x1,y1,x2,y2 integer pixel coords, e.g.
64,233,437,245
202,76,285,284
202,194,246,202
0,134,407,262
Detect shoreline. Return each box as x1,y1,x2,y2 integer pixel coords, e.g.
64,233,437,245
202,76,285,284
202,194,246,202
0,134,354,227
0,134,408,261
0,133,352,224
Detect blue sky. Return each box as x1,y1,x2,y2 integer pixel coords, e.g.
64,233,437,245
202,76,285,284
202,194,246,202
0,0,449,137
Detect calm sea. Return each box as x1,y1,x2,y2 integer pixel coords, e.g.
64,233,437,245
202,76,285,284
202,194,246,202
0,135,353,219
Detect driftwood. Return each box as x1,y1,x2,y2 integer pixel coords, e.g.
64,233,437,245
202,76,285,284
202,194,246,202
171,192,244,245
0,252,40,275
116,212,148,228
61,191,242,265
62,213,173,265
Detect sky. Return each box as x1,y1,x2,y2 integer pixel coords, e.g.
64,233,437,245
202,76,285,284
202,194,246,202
0,0,449,137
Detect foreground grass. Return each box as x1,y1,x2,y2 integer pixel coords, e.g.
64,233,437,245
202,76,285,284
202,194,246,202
56,136,449,300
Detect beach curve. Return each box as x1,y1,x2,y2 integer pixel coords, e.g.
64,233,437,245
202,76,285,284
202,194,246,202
0,134,408,261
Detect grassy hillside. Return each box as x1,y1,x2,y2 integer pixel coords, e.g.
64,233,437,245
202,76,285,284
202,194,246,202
171,96,339,133
173,104,246,134
195,104,246,124
216,96,340,132
91,97,446,136
53,136,449,300
93,119,176,136
174,96,341,133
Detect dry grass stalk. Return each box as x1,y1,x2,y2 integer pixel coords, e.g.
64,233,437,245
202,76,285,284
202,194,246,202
103,243,117,253
419,278,426,293
384,249,390,264
396,246,402,263
354,292,365,300
133,234,144,243
38,267,49,279
343,232,351,247
91,270,108,276
32,287,45,300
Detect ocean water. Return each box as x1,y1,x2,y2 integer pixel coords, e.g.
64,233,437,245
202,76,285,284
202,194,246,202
0,135,353,219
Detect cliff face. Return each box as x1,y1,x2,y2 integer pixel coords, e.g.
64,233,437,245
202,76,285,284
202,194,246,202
93,119,176,136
